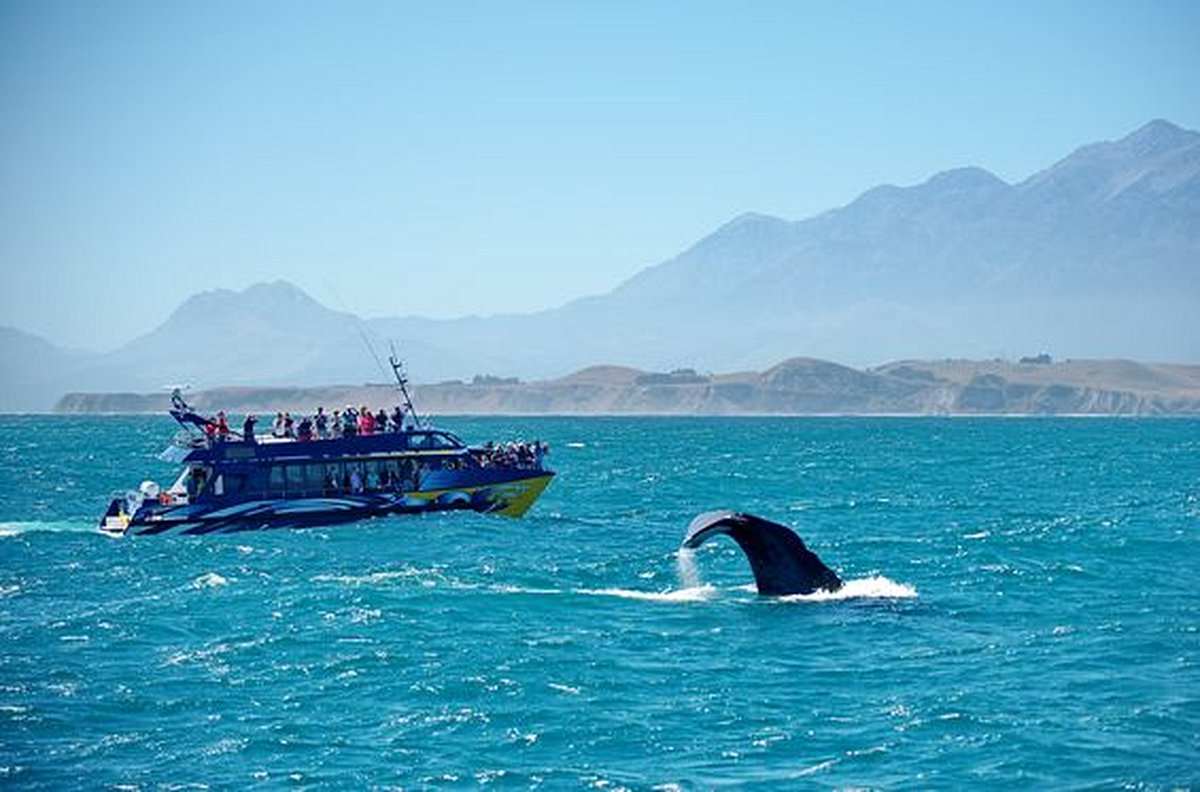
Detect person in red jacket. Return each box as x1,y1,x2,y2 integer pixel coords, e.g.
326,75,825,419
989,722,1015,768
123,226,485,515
359,406,376,435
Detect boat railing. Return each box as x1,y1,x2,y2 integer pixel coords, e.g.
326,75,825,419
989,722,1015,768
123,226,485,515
172,429,208,449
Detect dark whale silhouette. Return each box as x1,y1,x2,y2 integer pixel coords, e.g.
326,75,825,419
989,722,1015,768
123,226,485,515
682,511,844,596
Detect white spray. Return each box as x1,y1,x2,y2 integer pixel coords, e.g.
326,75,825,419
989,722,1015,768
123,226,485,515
676,546,702,590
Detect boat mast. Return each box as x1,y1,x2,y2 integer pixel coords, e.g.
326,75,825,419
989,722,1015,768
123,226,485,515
388,345,424,429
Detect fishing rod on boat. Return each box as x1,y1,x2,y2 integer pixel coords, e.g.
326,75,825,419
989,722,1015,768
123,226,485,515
388,342,425,429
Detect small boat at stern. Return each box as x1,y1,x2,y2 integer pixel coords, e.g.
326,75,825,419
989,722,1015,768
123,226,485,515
99,357,553,537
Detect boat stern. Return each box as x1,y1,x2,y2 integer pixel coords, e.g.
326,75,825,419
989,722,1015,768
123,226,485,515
99,497,131,537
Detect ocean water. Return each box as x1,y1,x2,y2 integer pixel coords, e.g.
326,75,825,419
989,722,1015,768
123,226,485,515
1,415,1197,789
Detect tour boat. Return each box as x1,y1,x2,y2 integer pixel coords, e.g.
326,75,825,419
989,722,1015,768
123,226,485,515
99,358,553,536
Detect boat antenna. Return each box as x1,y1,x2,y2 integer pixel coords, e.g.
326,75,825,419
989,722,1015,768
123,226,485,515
322,282,422,427
388,342,424,429
324,281,392,384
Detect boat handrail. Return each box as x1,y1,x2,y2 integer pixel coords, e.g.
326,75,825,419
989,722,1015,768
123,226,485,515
171,429,207,449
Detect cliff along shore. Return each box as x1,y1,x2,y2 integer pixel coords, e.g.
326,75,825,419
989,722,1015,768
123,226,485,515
54,357,1200,416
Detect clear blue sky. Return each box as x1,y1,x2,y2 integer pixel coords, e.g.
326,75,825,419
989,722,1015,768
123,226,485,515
2,0,1198,351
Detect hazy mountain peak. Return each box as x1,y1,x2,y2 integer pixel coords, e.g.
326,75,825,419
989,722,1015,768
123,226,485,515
921,166,1009,192
1021,119,1199,202
171,280,338,321
0,325,67,359
674,211,797,267
1120,118,1197,156
243,279,322,304
720,211,789,230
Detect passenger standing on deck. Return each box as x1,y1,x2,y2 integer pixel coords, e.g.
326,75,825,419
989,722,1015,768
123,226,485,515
331,409,343,439
315,407,328,439
343,406,358,437
243,414,257,443
283,412,295,439
375,408,389,433
390,406,404,432
359,406,375,435
272,412,286,438
216,411,230,441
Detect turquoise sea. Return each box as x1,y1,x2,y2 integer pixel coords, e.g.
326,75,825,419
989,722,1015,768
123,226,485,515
1,415,1197,789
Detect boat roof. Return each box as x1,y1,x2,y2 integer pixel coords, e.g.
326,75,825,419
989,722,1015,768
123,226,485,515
181,428,468,465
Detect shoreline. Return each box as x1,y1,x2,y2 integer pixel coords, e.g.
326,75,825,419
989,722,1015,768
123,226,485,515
41,357,1200,418
11,410,1198,419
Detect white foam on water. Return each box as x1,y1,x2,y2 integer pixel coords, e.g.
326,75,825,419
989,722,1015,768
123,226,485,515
487,583,716,603
484,576,910,605
791,758,839,778
311,568,437,586
0,521,90,537
575,585,717,603
191,572,229,589
491,584,563,596
777,575,917,602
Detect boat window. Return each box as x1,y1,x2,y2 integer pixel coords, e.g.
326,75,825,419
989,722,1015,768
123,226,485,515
370,461,396,490
185,466,211,499
412,432,461,450
347,461,365,493
399,457,417,489
305,464,325,493
325,463,342,494
268,465,285,496
378,459,399,491
286,465,305,496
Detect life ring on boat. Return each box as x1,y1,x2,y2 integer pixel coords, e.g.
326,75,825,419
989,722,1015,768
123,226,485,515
159,493,171,505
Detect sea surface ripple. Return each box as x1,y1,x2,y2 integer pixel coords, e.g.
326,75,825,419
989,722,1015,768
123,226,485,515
1,416,1197,788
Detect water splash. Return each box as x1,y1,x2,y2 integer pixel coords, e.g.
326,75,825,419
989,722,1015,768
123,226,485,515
778,576,917,602
676,547,701,590
191,572,229,589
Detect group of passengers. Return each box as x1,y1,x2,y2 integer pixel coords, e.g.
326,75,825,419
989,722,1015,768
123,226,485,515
258,405,410,443
476,440,548,470
202,411,233,444
324,459,419,495
206,405,408,444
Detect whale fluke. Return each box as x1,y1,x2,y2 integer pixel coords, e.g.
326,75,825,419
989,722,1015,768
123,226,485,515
682,511,844,596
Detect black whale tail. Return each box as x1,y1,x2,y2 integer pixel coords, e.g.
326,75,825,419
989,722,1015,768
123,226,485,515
682,510,844,596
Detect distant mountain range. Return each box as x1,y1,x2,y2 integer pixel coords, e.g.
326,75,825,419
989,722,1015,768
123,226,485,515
5,119,1199,412
54,357,1200,416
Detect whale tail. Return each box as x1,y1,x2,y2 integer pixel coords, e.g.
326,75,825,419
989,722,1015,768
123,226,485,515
683,511,844,596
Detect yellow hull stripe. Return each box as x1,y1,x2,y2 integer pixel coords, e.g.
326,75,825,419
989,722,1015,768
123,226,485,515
406,474,554,518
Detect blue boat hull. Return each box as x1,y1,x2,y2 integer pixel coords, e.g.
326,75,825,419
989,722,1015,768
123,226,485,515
102,473,554,536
